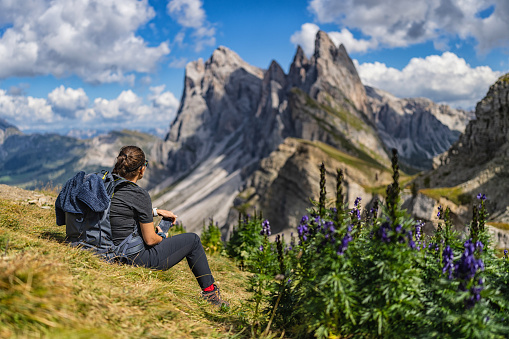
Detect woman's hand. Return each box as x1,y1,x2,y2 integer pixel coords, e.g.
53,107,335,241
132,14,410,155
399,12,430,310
155,209,177,223
155,225,168,238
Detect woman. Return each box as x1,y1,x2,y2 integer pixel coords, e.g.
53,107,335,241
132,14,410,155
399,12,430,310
110,145,227,307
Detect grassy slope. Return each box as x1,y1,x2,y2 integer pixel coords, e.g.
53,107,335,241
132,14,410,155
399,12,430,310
0,198,254,338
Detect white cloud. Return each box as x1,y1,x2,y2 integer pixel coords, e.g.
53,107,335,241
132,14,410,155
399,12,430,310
48,86,89,118
307,0,509,53
0,89,60,130
0,0,170,84
328,29,379,53
291,23,379,56
167,0,216,52
149,85,179,111
356,52,501,109
92,87,179,129
0,84,180,133
290,23,320,56
167,0,206,29
93,90,149,120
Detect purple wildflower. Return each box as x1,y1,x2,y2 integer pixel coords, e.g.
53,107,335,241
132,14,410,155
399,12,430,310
337,229,353,255
354,197,362,207
454,239,485,297
475,240,484,253
378,222,391,243
324,221,334,233
415,222,422,239
297,223,309,238
469,286,482,305
408,240,416,249
477,193,487,201
259,245,263,251
350,208,361,221
260,219,271,236
442,245,454,279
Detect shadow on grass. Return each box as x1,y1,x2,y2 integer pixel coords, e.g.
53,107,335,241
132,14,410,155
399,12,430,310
200,305,252,338
41,231,67,243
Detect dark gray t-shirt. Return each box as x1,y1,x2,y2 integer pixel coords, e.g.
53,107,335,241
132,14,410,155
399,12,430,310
110,182,153,246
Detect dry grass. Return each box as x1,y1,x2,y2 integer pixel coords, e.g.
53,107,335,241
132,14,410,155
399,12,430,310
419,186,469,206
0,199,256,338
487,222,509,231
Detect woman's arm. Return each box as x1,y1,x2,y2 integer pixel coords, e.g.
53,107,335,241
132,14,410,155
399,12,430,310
139,222,164,246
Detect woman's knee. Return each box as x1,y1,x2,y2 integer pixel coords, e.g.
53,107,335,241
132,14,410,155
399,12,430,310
187,232,204,249
189,232,200,243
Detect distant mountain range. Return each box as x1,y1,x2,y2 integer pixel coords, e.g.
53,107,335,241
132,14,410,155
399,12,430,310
3,31,501,240
0,122,161,189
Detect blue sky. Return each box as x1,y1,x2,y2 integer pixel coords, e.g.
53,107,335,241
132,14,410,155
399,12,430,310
0,0,507,135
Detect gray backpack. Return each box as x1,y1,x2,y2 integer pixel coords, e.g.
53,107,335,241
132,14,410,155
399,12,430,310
59,170,144,261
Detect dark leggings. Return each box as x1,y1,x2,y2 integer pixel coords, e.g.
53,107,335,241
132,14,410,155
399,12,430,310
131,232,215,289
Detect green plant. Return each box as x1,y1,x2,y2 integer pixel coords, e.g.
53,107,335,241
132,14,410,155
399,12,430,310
226,149,509,338
226,212,264,269
201,218,224,255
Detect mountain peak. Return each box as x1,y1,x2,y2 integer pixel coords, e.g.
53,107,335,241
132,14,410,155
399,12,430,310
267,60,285,80
208,46,244,68
308,31,368,113
293,45,308,65
0,118,21,145
314,30,337,59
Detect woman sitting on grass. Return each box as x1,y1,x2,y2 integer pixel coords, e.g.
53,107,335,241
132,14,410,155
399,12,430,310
110,145,227,307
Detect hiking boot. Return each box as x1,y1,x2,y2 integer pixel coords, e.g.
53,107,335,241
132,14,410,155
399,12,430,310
201,284,229,307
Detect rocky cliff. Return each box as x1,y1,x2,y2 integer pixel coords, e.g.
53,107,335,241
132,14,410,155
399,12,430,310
366,86,472,171
152,31,398,234
228,138,396,235
415,74,509,224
